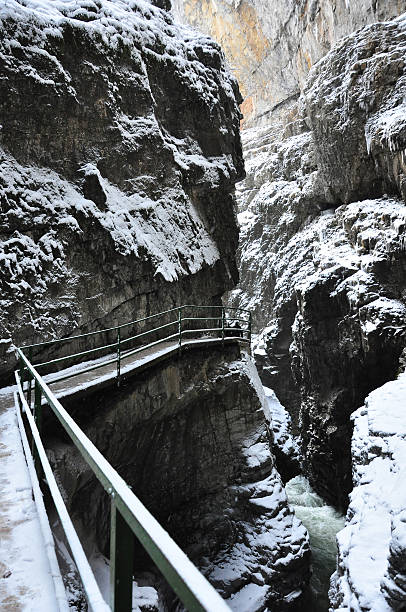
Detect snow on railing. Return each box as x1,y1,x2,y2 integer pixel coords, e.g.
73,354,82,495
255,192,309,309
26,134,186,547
20,304,252,390
15,347,232,612
14,305,252,611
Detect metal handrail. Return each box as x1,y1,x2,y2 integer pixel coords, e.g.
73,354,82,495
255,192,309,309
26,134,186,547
19,305,252,386
14,305,252,610
14,388,70,612
22,304,250,351
34,321,179,369
15,350,231,612
118,319,178,347
15,373,109,612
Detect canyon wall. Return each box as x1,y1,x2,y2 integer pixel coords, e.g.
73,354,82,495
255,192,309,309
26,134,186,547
172,2,406,608
47,345,310,609
174,0,406,509
0,0,243,380
0,2,313,610
172,0,406,126
330,371,406,611
234,17,406,510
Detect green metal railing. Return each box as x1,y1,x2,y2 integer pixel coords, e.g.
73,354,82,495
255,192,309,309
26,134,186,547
21,304,252,388
14,304,252,612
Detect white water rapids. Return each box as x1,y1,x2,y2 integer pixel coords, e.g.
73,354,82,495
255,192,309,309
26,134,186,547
285,476,345,611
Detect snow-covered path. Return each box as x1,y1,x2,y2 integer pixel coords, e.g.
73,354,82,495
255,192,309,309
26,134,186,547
0,386,59,611
44,336,245,401
0,335,245,610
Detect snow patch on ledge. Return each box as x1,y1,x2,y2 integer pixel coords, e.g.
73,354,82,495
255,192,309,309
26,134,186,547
0,150,220,286
263,386,300,462
330,372,406,611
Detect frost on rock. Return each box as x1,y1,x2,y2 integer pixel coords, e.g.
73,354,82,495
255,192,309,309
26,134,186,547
47,348,311,609
0,0,244,376
262,385,301,481
208,355,310,609
208,354,311,607
219,465,309,611
330,372,406,611
228,13,406,508
171,0,406,127
304,14,406,204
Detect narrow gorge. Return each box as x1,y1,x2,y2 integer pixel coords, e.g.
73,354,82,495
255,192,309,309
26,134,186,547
173,0,406,610
1,1,406,611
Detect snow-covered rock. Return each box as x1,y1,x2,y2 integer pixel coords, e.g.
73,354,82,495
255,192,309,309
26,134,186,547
330,372,406,611
171,2,406,607
173,2,406,510
228,15,406,510
47,347,310,609
263,385,301,481
0,0,244,378
172,0,406,126
304,13,406,205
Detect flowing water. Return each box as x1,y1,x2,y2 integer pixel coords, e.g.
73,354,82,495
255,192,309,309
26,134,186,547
285,476,345,612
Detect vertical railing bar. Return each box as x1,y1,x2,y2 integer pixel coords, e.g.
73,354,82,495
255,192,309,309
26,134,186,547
33,379,42,473
221,306,225,346
34,379,42,431
110,500,134,611
248,311,252,355
178,307,182,355
27,347,33,408
116,326,121,388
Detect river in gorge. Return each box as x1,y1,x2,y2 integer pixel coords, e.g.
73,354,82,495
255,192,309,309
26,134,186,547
285,476,346,612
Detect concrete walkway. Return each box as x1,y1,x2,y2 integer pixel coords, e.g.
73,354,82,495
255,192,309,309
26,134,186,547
0,386,59,611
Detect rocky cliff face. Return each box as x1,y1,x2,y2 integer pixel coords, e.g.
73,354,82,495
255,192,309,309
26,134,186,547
230,16,406,509
330,371,406,611
171,5,406,508
47,346,310,609
172,2,406,608
0,0,244,380
1,3,313,610
172,0,406,126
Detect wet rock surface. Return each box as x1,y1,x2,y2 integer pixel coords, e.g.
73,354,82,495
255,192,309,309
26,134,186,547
0,0,243,380
46,345,310,609
228,16,406,510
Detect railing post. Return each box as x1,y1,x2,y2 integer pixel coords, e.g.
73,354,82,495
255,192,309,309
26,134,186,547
18,353,26,391
33,379,42,471
34,379,42,431
221,307,225,346
26,347,33,408
110,500,134,611
178,307,182,355
248,311,252,355
116,326,121,388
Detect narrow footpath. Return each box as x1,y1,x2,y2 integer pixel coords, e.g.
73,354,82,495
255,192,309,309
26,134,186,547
0,386,59,610
0,335,244,609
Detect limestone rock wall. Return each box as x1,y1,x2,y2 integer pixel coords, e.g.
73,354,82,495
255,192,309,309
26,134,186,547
172,0,406,126
0,0,243,380
229,16,406,510
47,346,310,609
170,2,406,608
